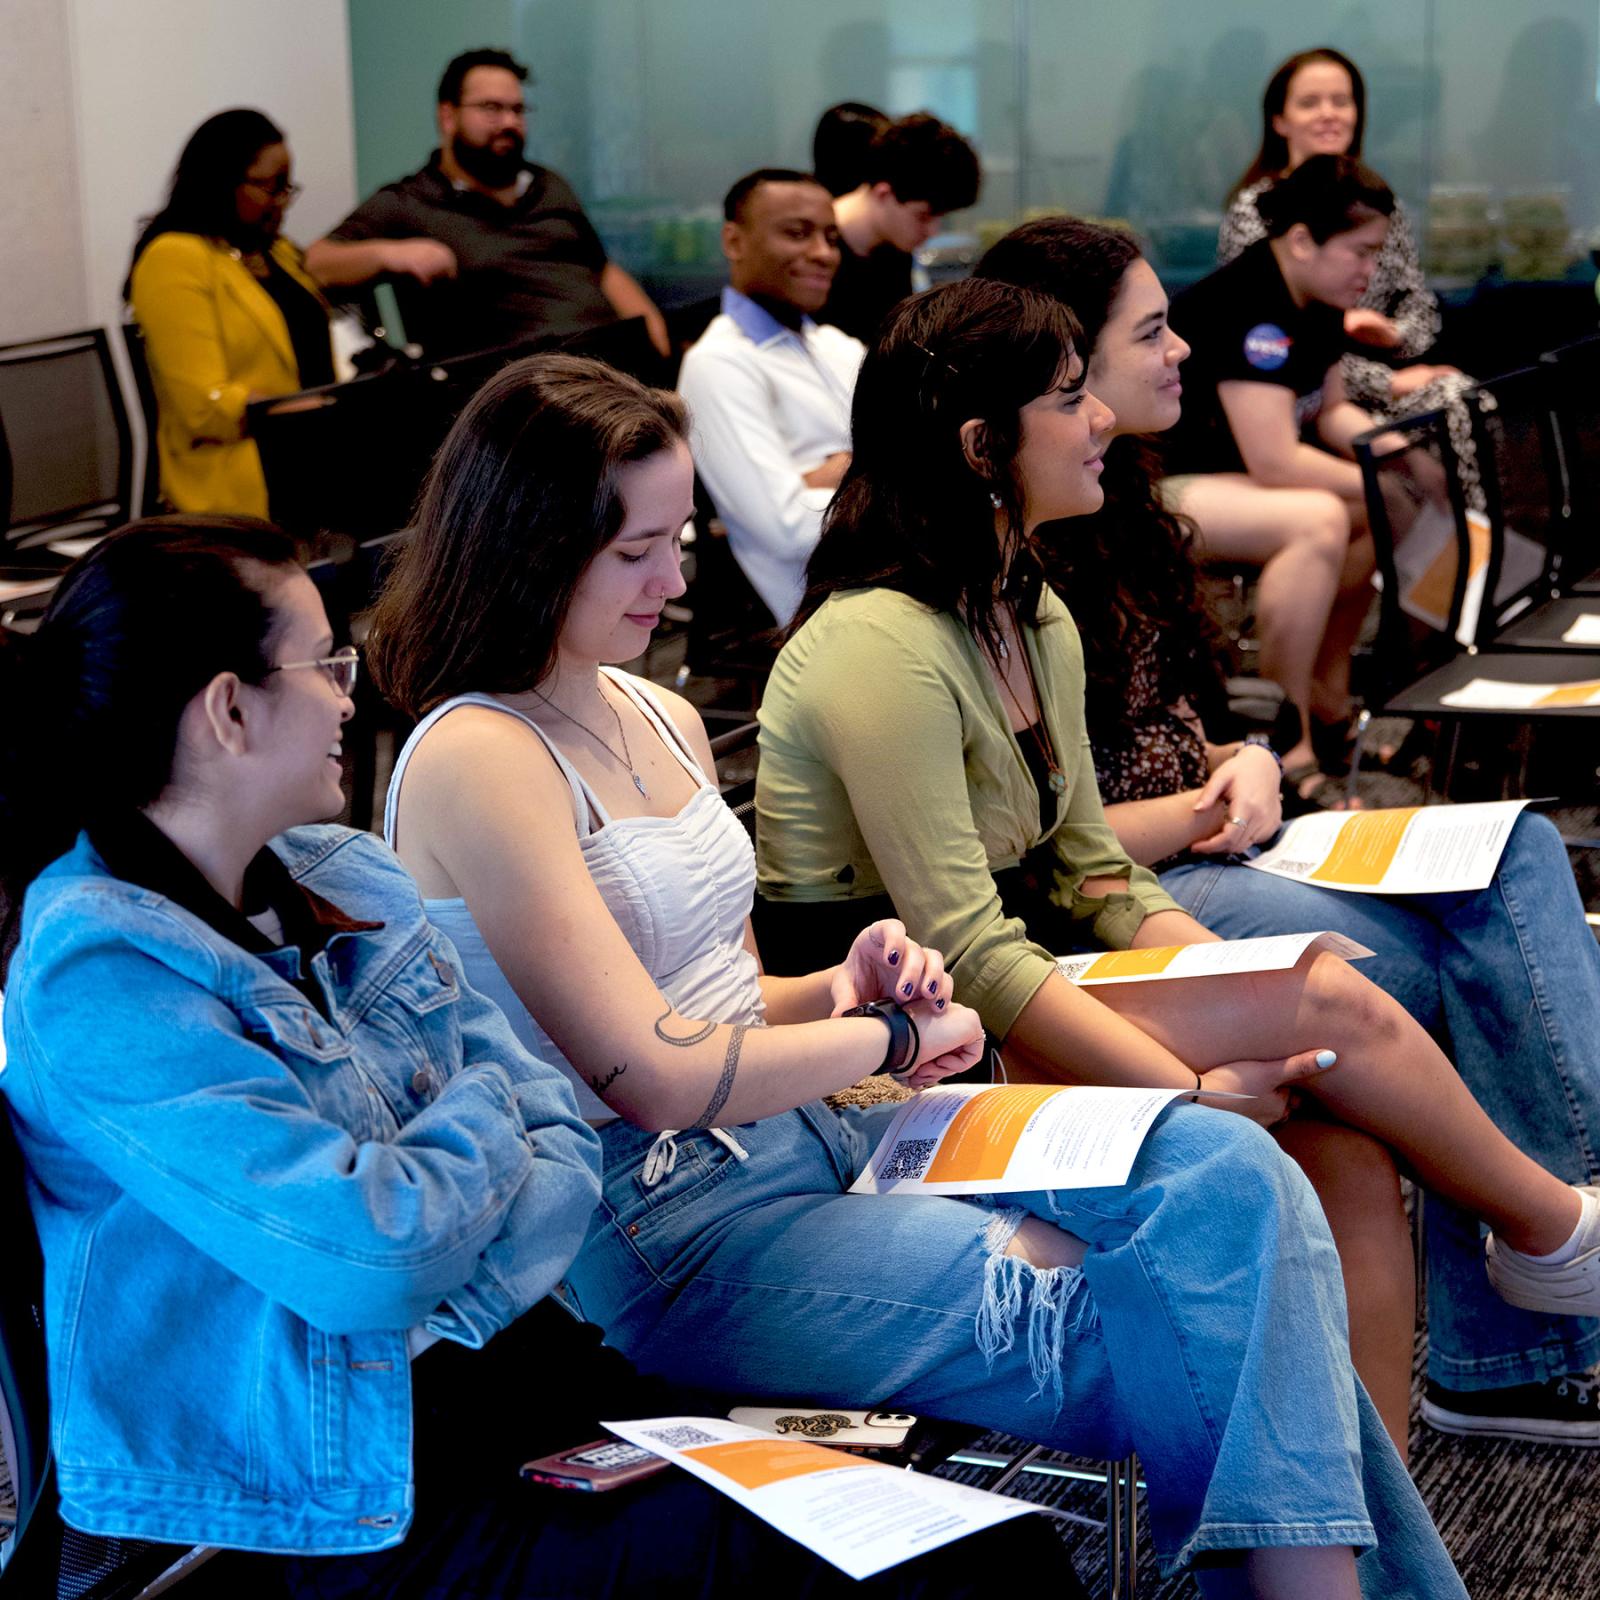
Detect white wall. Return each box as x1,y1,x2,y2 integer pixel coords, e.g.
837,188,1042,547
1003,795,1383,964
0,0,91,343
69,0,359,343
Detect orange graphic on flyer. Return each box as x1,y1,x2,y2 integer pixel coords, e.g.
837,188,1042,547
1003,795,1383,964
682,1438,861,1490
924,1086,1063,1183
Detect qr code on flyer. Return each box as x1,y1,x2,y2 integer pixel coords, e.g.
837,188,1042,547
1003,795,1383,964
641,1424,721,1449
879,1136,939,1182
1265,859,1316,877
1054,955,1094,981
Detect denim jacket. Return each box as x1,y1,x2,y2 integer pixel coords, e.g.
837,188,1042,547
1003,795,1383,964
0,825,602,1555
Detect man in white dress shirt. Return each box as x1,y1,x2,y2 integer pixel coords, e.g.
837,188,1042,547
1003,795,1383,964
677,169,866,627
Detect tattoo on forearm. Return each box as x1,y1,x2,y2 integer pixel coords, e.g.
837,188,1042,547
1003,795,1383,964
586,1062,628,1096
690,1025,747,1128
654,1004,717,1047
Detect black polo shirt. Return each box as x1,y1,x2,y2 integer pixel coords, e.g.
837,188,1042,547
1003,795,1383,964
1162,239,1346,476
328,154,616,359
819,242,913,342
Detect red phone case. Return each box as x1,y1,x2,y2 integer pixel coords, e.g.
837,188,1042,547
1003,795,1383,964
520,1437,670,1492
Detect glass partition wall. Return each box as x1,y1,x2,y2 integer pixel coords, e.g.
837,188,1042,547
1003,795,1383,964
347,0,1600,294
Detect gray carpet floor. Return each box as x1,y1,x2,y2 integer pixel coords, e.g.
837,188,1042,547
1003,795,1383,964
937,1324,1600,1599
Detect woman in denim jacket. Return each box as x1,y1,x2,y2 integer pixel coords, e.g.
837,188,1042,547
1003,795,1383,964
0,519,1072,1598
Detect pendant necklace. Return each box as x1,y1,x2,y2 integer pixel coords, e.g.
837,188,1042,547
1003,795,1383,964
989,616,1066,797
534,682,650,798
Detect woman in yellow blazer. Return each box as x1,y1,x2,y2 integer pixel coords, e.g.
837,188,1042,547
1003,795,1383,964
127,110,334,517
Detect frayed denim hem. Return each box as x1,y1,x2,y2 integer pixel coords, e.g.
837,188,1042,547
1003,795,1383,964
1427,1326,1600,1390
1168,1518,1376,1576
975,1208,1098,1411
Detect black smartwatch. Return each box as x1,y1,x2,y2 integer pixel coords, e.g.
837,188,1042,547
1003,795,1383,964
842,999,920,1074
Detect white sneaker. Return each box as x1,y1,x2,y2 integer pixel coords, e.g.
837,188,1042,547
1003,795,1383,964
1486,1185,1600,1318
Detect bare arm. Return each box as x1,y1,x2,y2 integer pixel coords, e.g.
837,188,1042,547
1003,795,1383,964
800,451,851,490
1103,743,1283,866
393,710,979,1129
304,235,458,288
1220,377,1366,502
600,261,670,358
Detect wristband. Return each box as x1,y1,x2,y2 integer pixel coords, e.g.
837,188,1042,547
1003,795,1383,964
1241,733,1283,771
842,999,919,1074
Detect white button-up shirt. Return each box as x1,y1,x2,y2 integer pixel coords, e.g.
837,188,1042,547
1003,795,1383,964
677,287,865,627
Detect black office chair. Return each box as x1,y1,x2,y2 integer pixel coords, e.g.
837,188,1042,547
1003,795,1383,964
1540,334,1600,596
118,323,164,517
1451,364,1600,653
0,1113,214,1597
1355,403,1600,797
0,330,132,550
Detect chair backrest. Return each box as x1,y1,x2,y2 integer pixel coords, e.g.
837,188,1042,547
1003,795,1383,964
0,332,132,548
117,323,163,518
1539,334,1600,590
0,1107,50,1564
1462,364,1568,645
248,343,522,545
1355,401,1476,699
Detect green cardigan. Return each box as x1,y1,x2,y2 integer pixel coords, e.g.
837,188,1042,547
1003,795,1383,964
755,585,1180,1039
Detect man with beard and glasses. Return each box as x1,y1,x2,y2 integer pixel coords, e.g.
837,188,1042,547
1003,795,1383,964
308,48,668,367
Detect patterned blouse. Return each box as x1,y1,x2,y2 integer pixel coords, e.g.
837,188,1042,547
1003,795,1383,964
1089,626,1211,807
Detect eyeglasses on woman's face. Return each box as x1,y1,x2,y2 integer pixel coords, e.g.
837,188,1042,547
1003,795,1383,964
265,645,359,697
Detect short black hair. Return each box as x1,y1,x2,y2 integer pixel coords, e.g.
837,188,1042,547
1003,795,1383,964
813,101,889,196
1257,153,1393,244
723,167,823,224
861,113,981,215
437,47,529,106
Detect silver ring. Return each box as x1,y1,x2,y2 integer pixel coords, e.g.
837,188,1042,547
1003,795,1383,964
1228,815,1248,827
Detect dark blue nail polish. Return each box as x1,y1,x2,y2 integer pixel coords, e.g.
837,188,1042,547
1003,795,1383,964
901,980,914,997
927,980,939,995
936,999,946,1010
886,949,900,966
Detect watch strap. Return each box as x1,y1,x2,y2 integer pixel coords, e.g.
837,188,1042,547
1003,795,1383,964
843,999,919,1074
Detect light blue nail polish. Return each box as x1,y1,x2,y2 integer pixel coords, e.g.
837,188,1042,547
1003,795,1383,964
1315,1049,1337,1069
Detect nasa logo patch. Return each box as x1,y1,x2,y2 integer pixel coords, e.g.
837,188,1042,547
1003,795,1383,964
1243,323,1292,370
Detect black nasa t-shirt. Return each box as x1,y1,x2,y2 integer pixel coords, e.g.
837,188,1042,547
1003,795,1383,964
1161,239,1346,476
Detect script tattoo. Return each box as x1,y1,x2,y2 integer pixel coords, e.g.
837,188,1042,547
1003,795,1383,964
653,1005,717,1047
585,1061,628,1097
690,1025,747,1129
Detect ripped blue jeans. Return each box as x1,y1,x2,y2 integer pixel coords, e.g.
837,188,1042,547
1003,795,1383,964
564,1099,1464,1596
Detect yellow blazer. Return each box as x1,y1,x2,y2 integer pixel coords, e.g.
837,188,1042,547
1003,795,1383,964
129,232,330,518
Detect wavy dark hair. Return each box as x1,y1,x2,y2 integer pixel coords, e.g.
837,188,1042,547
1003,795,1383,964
367,354,687,719
799,278,1082,659
125,108,285,297
0,515,298,969
1232,47,1367,198
975,216,1230,749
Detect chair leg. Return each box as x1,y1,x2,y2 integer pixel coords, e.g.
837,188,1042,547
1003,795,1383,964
1106,1454,1139,1600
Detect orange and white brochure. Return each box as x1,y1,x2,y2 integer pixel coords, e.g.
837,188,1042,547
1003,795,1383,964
848,1082,1191,1195
1053,929,1370,986
600,1416,1033,1579
1440,676,1600,710
1247,800,1531,895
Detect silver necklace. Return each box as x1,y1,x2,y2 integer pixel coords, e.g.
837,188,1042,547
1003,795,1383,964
534,683,649,798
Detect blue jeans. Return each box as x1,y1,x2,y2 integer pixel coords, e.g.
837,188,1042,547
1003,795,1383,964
565,1099,1465,1596
1162,811,1600,1391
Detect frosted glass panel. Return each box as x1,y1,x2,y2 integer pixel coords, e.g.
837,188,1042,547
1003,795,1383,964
347,0,1600,285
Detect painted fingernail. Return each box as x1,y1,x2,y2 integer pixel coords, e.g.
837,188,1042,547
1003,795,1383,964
936,999,946,1010
926,979,939,995
1315,1050,1337,1070
886,950,900,966
901,980,915,997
